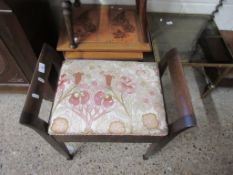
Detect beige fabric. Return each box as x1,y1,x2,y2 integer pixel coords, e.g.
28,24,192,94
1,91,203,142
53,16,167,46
48,60,168,136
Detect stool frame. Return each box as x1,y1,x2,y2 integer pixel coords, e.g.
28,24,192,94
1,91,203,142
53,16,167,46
20,44,196,160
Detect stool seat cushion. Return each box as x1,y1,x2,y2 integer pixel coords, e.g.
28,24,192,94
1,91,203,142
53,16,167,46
48,60,168,136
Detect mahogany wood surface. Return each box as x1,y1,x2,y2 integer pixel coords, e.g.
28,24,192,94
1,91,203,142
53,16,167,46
64,51,143,60
167,49,194,121
58,4,151,53
143,49,196,160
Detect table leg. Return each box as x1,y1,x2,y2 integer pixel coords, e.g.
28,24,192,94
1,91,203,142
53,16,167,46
62,1,77,49
137,0,147,42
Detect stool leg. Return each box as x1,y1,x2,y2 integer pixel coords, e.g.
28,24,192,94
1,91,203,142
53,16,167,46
143,136,174,160
32,124,73,160
26,119,74,160
143,143,157,160
45,136,73,160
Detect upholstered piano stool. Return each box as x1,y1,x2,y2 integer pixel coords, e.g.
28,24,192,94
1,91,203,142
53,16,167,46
20,44,196,160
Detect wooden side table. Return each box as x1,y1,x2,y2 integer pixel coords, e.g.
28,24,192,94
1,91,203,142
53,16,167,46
57,0,151,60
199,26,233,98
175,18,233,98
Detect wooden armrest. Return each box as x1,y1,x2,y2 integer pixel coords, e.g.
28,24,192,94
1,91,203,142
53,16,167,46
20,44,62,127
162,49,197,134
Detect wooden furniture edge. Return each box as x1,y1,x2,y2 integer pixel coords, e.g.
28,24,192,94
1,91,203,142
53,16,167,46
19,43,73,160
64,51,144,60
161,48,197,134
0,84,29,94
20,46,197,160
59,1,150,50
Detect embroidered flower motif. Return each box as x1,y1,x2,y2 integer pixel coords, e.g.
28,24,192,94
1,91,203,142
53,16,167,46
149,91,156,96
58,74,68,91
103,95,114,108
69,91,90,106
80,91,90,104
94,91,114,108
74,72,83,85
91,80,98,87
69,93,80,106
51,117,69,134
79,83,89,90
94,91,104,106
142,113,159,129
143,98,150,104
109,121,126,134
105,74,113,87
142,91,156,105
117,76,136,94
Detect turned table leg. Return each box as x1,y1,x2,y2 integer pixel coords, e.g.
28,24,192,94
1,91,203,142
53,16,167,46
62,1,77,49
74,0,81,7
136,0,140,13
201,67,233,98
136,0,147,42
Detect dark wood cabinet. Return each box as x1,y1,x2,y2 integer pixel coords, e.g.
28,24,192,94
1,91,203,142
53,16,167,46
0,0,37,92
0,39,28,84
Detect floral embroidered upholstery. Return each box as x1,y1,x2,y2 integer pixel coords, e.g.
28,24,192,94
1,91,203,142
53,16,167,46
48,60,168,136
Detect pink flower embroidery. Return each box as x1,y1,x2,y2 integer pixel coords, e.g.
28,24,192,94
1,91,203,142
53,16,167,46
143,98,149,104
69,93,80,106
94,91,114,108
117,76,136,94
80,91,90,104
58,74,68,91
69,91,90,106
91,80,98,87
79,83,89,90
94,91,104,106
103,95,114,108
105,74,113,87
149,91,156,96
74,72,83,85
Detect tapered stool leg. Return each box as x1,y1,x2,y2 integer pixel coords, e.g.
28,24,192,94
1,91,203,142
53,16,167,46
143,136,174,160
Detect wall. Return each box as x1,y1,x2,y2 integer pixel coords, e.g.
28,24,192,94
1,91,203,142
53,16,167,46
215,1,233,30
80,0,233,30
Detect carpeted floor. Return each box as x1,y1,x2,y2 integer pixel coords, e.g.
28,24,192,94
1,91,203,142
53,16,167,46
0,67,233,175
